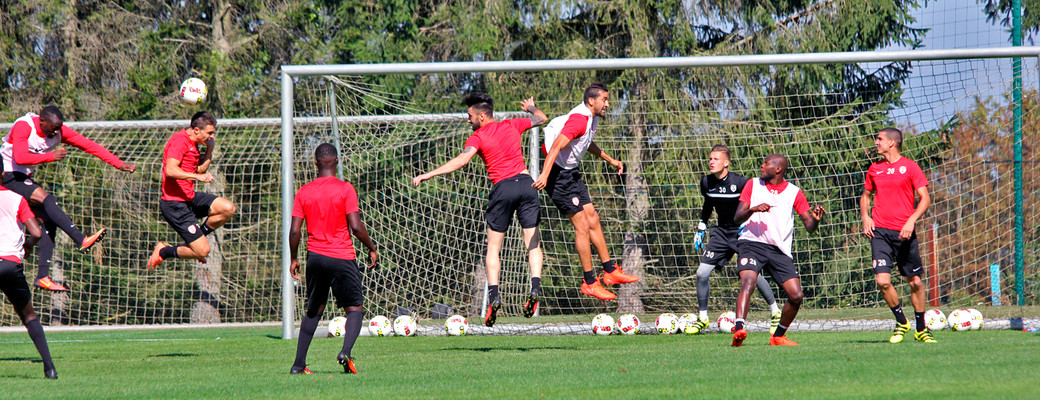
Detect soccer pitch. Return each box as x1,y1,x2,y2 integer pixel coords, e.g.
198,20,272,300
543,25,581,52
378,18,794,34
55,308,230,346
2,326,1038,399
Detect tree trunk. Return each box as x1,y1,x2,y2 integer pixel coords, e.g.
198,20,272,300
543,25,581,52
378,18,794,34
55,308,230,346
617,84,649,314
470,259,487,318
191,159,225,324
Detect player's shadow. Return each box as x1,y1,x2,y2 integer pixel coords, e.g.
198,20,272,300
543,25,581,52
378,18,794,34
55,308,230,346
148,353,198,358
441,346,578,352
846,339,891,344
0,356,39,362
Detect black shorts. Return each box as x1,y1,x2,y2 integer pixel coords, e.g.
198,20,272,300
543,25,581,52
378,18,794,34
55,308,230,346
305,252,364,314
159,192,218,244
0,260,32,308
545,164,592,216
736,240,799,284
1,172,42,200
700,226,741,266
870,227,923,277
486,173,541,232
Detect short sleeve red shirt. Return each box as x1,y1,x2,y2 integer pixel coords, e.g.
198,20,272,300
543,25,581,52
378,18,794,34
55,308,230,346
292,176,360,260
463,118,531,184
161,130,200,201
864,157,928,231
559,114,589,140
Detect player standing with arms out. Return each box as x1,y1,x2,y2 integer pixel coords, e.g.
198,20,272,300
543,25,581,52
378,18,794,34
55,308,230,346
861,127,936,344
148,112,236,269
413,93,548,327
289,143,377,375
688,145,782,334
532,83,638,301
1,106,136,291
730,155,825,347
0,186,54,378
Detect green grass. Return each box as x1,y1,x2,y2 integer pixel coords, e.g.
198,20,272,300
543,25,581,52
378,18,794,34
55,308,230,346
2,327,1039,399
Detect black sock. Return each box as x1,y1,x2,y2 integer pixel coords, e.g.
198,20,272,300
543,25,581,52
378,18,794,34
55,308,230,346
773,324,788,337
915,312,926,332
25,318,55,371
488,285,500,301
583,270,596,285
891,303,908,325
734,319,745,331
35,224,56,280
159,245,180,259
530,277,541,294
602,260,617,273
42,195,85,245
199,222,215,236
341,310,363,358
293,314,321,368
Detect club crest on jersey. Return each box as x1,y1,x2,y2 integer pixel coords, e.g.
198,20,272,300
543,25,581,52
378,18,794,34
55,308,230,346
740,258,748,266
730,184,737,192
899,166,907,174
188,225,198,234
24,179,34,185
571,197,580,206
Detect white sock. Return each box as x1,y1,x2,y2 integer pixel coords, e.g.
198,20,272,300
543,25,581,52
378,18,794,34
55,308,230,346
699,310,709,321
770,303,781,315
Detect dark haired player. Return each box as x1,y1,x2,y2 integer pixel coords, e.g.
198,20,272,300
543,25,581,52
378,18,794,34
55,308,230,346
289,143,378,375
688,144,781,334
0,186,55,378
731,154,825,347
413,92,548,327
861,127,936,344
532,83,638,301
148,112,236,268
1,105,136,291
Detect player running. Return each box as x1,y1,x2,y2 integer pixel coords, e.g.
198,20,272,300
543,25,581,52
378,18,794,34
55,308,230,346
532,83,638,301
148,112,236,269
730,155,825,347
1,106,136,291
688,145,782,334
289,143,378,375
414,93,548,327
0,186,55,378
861,127,936,344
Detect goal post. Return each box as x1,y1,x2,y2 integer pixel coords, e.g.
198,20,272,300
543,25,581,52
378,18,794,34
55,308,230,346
279,46,1040,338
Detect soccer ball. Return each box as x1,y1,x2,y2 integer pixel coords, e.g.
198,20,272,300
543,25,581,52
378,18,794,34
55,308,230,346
717,311,737,333
368,315,393,337
948,309,972,332
445,314,468,336
677,313,699,333
327,316,347,337
967,308,984,330
616,313,640,335
179,78,208,105
656,313,679,334
591,314,614,335
924,309,947,331
393,315,418,337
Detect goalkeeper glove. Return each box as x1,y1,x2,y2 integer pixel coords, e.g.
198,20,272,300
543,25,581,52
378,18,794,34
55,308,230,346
694,222,707,251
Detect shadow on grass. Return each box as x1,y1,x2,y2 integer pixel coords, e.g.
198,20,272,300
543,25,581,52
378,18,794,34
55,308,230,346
149,353,199,358
0,356,39,362
441,346,579,352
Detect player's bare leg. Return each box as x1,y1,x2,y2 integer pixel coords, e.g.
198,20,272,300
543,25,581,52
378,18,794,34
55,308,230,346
731,270,757,346
201,197,236,232
877,272,912,342
484,230,505,327
583,203,637,285
570,210,615,300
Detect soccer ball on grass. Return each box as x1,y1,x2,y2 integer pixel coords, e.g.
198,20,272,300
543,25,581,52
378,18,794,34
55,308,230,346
616,314,640,335
717,311,737,333
948,309,973,332
591,314,614,335
656,313,679,334
327,316,347,337
393,315,418,337
445,315,468,336
924,309,947,331
368,315,393,337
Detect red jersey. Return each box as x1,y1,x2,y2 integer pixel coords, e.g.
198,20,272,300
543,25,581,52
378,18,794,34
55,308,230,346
161,129,200,201
292,176,360,260
463,118,532,184
864,156,928,231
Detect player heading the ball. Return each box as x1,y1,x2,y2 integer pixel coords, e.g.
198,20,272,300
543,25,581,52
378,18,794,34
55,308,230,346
289,143,378,375
731,155,825,347
532,83,638,301
413,93,548,327
1,105,137,292
860,127,936,344
148,111,236,269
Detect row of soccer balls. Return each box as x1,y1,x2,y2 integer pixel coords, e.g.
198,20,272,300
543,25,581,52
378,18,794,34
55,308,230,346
591,308,986,335
328,314,472,337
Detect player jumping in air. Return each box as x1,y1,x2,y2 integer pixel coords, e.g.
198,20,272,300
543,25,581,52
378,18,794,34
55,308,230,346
1,106,136,292
860,127,936,344
688,145,782,334
532,83,638,301
414,93,548,327
148,112,236,269
289,143,378,375
0,186,55,378
731,155,825,347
